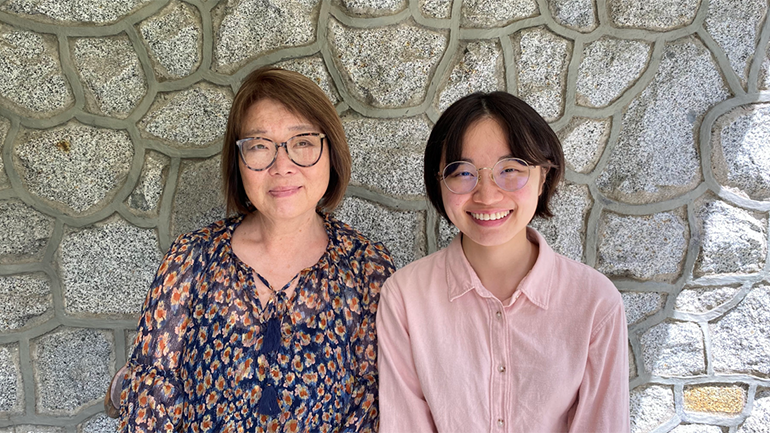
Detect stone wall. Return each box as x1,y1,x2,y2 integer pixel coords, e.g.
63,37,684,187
0,0,769,431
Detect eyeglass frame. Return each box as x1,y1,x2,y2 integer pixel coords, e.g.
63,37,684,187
236,132,326,172
437,157,540,194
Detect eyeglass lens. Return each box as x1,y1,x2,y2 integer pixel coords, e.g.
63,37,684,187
442,158,530,194
239,134,323,171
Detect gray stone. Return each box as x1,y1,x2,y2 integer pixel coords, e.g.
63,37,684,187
79,413,119,433
0,273,52,332
712,104,770,201
513,27,571,121
675,286,740,314
0,25,73,116
0,344,22,415
705,0,765,84
139,83,232,147
171,156,225,239
529,183,591,262
328,18,447,108
596,37,729,204
576,37,652,108
436,40,505,113
556,117,610,173
711,285,770,376
72,36,147,118
760,43,770,90
609,0,699,30
547,0,597,32
420,0,451,18
31,327,113,415
438,217,459,250
138,1,202,80
126,151,170,215
13,122,134,215
622,292,665,325
670,425,723,433
1,0,151,24
630,385,676,433
695,199,766,276
597,210,688,282
338,0,407,16
274,56,340,105
629,344,637,379
737,389,770,433
0,116,10,189
0,199,54,264
7,428,65,433
342,115,429,196
461,0,539,28
59,216,162,317
126,330,138,361
335,196,425,269
213,0,321,74
641,321,705,376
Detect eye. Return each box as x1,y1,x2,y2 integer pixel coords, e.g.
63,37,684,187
449,170,476,179
242,139,270,151
294,140,315,148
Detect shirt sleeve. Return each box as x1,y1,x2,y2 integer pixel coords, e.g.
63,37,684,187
569,301,630,433
119,235,199,433
342,243,396,433
377,277,438,433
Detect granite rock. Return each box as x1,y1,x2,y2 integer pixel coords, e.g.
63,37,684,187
79,413,119,433
274,56,340,105
436,40,505,113
72,36,147,118
609,0,699,30
547,0,597,32
139,1,202,80
737,389,770,433
420,0,451,18
31,327,113,415
622,292,665,325
126,151,170,215
683,384,746,415
338,0,407,16
675,286,740,314
556,117,610,173
14,123,133,214
328,18,447,108
171,156,225,239
576,37,652,108
641,321,705,376
1,0,151,24
0,344,22,415
0,25,73,116
461,0,539,28
711,285,770,376
529,183,591,262
0,199,55,264
213,0,321,74
0,273,52,332
59,216,161,317
695,199,766,276
139,83,232,147
630,385,676,433
335,196,425,268
342,115,429,196
438,217,459,250
705,0,765,84
597,210,688,282
513,27,571,121
596,37,730,204
712,103,770,201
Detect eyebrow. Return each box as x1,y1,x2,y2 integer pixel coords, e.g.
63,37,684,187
242,124,317,136
455,153,515,163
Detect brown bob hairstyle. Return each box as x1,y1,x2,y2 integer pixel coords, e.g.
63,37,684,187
222,66,351,215
424,91,565,222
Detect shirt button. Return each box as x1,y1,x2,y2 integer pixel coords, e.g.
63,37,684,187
498,365,506,373
495,311,502,320
497,419,505,427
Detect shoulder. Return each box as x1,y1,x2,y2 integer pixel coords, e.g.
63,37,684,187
549,253,624,323
165,217,233,261
383,248,447,293
327,214,394,269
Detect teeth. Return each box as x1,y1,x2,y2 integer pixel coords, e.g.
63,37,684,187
470,211,510,221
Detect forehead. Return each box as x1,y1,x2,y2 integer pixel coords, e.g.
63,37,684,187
241,98,315,134
451,117,513,162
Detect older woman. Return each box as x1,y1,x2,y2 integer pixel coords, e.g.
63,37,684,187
110,67,395,432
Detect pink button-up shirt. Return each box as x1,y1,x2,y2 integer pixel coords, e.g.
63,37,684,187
377,228,629,433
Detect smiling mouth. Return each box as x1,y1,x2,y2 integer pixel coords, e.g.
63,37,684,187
469,210,511,221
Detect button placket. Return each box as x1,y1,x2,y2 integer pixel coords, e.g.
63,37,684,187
489,299,507,433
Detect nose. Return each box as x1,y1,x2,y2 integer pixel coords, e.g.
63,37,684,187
268,144,296,175
472,169,503,204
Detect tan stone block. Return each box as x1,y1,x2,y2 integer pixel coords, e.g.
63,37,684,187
683,385,746,415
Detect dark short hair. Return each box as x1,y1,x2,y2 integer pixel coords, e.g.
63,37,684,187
222,66,351,215
424,91,565,221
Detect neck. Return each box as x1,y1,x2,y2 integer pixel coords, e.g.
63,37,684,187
240,210,326,252
461,228,539,301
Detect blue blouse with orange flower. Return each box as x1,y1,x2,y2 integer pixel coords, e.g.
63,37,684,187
119,213,395,433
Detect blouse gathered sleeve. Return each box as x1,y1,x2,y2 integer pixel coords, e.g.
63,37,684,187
342,243,395,433
376,277,437,433
119,236,201,433
569,300,630,433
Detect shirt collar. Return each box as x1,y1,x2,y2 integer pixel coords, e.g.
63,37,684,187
445,227,555,309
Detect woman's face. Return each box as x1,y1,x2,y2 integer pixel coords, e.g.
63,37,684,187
239,98,330,222
440,117,544,250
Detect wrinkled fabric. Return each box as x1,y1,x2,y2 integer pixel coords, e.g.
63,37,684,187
378,228,629,433
120,213,395,433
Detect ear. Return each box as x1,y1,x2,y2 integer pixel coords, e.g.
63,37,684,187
538,166,548,196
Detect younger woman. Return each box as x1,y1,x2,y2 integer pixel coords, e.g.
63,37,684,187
377,92,629,432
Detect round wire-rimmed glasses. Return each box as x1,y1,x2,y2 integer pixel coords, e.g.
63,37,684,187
236,132,326,171
439,158,532,194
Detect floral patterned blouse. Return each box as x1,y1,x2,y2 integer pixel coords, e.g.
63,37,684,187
119,213,395,433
